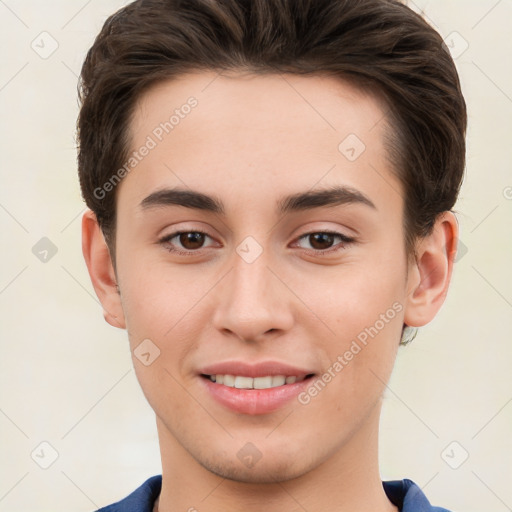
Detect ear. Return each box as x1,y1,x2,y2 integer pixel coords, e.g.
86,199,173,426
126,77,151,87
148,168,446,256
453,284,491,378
81,209,126,329
403,211,459,327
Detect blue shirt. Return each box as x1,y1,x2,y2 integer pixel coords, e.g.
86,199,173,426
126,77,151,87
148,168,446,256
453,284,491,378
95,475,452,511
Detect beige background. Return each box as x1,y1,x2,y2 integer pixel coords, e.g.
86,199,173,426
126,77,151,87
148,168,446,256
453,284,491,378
1,0,511,510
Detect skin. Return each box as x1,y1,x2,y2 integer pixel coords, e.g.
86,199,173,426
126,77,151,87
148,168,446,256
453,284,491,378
82,71,458,512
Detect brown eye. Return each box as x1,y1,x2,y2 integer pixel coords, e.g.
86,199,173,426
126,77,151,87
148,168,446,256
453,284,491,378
295,231,354,253
178,232,206,250
159,230,215,254
308,232,336,250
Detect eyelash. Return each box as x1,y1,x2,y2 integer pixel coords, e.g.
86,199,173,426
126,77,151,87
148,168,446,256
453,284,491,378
158,229,355,257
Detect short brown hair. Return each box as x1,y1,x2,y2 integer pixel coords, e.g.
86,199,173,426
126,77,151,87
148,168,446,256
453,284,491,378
77,0,467,259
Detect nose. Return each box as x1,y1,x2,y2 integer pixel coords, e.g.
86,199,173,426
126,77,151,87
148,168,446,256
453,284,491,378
211,249,295,343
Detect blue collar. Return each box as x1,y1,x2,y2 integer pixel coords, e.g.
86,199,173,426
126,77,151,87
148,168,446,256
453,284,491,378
96,475,452,511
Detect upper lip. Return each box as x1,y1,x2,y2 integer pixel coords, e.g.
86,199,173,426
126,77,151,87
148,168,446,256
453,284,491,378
198,360,316,379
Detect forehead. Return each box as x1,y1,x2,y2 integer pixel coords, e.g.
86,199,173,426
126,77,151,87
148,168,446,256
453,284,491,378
130,70,388,148
120,71,400,216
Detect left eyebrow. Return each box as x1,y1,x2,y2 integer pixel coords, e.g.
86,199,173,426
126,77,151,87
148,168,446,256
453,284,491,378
277,185,377,214
139,184,376,215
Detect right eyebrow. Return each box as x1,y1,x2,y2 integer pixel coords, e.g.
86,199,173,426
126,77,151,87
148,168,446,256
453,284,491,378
140,188,225,214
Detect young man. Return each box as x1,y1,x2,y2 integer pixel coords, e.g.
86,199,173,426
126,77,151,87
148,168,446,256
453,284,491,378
78,0,466,510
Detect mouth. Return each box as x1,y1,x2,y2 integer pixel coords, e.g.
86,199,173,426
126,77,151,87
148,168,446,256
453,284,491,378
200,373,316,389
198,371,317,415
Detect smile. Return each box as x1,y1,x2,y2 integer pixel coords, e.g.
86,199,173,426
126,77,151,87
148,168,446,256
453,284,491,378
199,373,316,415
202,373,313,389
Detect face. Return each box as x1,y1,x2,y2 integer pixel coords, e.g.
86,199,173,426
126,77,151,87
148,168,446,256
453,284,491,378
110,71,412,482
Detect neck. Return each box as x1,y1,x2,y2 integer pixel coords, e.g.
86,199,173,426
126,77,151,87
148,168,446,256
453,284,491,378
155,405,397,512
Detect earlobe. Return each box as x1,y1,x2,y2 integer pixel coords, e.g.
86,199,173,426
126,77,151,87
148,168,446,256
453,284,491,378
81,209,126,330
403,211,459,328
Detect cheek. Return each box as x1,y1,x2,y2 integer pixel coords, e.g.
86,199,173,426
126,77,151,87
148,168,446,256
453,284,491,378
287,255,405,335
117,253,209,341
117,260,214,404
287,254,405,397
297,305,402,434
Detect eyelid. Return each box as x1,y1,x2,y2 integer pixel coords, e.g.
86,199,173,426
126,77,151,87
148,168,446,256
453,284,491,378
296,228,353,241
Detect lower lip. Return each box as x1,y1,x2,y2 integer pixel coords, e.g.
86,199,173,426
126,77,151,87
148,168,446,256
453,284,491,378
199,375,314,415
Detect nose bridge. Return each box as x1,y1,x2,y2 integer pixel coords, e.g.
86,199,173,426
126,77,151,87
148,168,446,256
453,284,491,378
232,250,272,306
211,242,293,340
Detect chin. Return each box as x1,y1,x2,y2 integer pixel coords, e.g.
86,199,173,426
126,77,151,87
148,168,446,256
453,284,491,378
207,458,309,484
195,447,315,484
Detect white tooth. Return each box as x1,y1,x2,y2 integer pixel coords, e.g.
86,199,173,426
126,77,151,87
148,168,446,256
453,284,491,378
253,376,273,389
271,375,286,387
214,374,296,388
234,376,254,389
223,374,235,387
